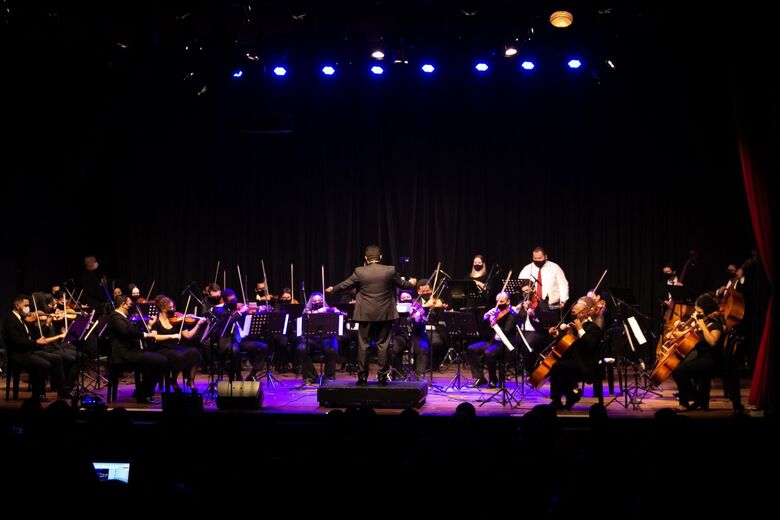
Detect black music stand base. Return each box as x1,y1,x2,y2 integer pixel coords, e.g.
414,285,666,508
479,381,521,408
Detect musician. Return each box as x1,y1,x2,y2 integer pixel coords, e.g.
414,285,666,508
547,295,605,410
108,294,167,404
467,291,519,388
514,297,551,374
210,289,268,381
390,291,433,379
327,245,416,385
653,262,682,335
128,283,142,302
296,292,342,384
255,281,272,304
416,279,447,368
78,255,111,311
2,295,56,399
518,246,569,328
148,296,204,391
468,255,489,292
671,293,724,411
716,264,745,297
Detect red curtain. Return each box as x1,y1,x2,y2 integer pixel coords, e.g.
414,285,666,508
738,138,774,410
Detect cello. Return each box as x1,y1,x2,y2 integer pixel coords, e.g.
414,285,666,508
649,309,720,386
529,298,605,388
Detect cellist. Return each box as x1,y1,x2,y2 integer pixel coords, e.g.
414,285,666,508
546,295,605,410
670,293,724,411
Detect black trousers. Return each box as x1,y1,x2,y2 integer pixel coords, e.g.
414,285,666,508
357,321,392,376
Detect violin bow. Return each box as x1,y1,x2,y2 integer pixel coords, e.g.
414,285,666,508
261,259,271,305
237,264,248,305
145,280,155,302
213,260,221,285
179,294,192,336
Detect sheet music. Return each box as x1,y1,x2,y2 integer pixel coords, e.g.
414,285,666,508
492,324,515,351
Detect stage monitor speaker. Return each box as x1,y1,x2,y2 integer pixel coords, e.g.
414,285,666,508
317,380,427,408
216,381,263,410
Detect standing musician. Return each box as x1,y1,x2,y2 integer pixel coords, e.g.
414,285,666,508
467,291,519,388
295,292,342,384
546,295,605,410
670,293,724,411
148,296,204,391
468,255,489,292
108,294,167,404
518,246,569,328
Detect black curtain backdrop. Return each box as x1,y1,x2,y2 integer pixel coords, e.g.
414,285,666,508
2,3,763,319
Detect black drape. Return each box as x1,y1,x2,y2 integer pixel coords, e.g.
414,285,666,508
1,3,761,322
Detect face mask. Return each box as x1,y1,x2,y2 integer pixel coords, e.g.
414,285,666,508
497,303,508,310
311,302,323,310
281,297,291,303
533,260,546,269
225,300,237,310
473,264,483,271
166,309,176,317
208,296,221,304
131,295,140,302
22,306,30,315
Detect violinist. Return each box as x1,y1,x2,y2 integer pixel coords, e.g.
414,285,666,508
254,281,273,304
2,295,59,400
518,246,569,328
416,279,447,366
390,290,437,379
546,295,605,410
513,282,552,375
670,293,723,411
108,294,167,404
467,291,519,388
147,296,204,391
295,292,342,384
210,288,268,382
29,292,84,393
128,283,143,303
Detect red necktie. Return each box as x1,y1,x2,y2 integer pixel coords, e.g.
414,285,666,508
536,268,543,299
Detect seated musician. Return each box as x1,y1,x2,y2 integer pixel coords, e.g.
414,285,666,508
210,289,269,382
467,291,519,388
670,293,723,411
147,296,204,391
108,294,167,404
546,295,605,410
416,279,447,370
389,291,433,379
296,292,341,384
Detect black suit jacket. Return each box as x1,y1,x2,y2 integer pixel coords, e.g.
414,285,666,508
108,311,145,361
2,311,39,354
332,263,415,322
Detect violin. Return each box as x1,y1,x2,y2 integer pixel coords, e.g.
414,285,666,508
168,312,205,325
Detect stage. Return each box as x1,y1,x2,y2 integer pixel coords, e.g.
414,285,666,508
1,364,757,418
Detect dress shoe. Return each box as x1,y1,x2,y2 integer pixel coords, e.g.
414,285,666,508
564,388,582,410
356,374,368,386
550,400,565,411
487,381,497,389
473,377,488,387
378,374,389,386
136,397,161,405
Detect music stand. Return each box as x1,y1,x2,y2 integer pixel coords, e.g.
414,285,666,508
436,311,479,391
501,279,528,302
66,311,104,405
444,279,483,308
389,304,420,382
298,313,343,386
336,304,359,374
242,312,288,389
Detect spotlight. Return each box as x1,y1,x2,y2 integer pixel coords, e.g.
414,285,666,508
321,65,336,76
520,61,535,70
567,59,582,69
475,62,489,72
371,50,385,60
232,70,243,78
370,65,384,75
421,64,435,73
504,46,518,57
606,59,616,69
550,10,574,28
273,66,287,76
